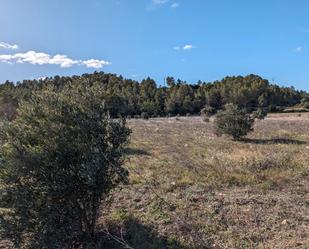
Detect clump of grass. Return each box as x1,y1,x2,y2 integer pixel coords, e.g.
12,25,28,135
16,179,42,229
243,152,294,171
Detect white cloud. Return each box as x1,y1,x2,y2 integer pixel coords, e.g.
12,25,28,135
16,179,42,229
295,46,303,53
170,2,179,8
146,0,170,10
183,44,194,50
152,0,169,5
0,50,111,69
0,42,19,50
174,44,195,51
82,59,111,68
38,76,48,80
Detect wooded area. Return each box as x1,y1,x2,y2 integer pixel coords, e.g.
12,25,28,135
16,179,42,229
0,72,307,120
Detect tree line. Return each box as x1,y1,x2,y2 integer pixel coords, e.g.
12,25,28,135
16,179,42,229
0,72,307,120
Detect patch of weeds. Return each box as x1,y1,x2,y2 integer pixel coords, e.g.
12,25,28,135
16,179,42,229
148,199,170,223
259,179,278,191
244,152,294,171
177,174,194,187
111,208,130,223
129,173,144,184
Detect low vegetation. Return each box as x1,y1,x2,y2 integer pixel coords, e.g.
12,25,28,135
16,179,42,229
100,113,308,248
0,73,308,248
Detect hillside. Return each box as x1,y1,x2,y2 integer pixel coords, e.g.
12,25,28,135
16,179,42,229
0,72,308,121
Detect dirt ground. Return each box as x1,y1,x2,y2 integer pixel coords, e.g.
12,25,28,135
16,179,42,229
99,113,309,249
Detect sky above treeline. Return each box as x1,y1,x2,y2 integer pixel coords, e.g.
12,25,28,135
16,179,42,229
0,0,309,91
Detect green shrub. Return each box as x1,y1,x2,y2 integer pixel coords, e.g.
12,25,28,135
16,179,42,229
214,103,254,140
0,83,131,248
200,105,217,117
141,112,149,120
252,108,268,120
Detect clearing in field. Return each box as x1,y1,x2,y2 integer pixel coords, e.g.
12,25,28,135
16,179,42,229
99,113,309,249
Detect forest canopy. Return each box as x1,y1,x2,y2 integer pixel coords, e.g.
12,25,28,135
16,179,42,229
0,72,307,120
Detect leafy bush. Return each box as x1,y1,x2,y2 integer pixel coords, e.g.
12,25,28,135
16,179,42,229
252,108,268,120
0,83,131,248
214,103,254,140
200,105,217,117
141,112,149,120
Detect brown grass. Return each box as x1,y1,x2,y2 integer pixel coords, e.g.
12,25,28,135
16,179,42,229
99,113,309,249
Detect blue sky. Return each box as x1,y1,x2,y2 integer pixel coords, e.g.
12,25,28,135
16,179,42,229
0,0,309,90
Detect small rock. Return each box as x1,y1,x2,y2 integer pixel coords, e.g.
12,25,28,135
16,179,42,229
281,219,288,225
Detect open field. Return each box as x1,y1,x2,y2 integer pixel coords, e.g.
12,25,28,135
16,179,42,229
99,113,309,249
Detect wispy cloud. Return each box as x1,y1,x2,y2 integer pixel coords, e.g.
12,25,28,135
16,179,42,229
81,59,111,69
294,46,303,53
183,44,194,50
146,0,169,10
0,42,19,50
152,0,169,5
170,2,179,8
0,50,111,69
174,44,195,51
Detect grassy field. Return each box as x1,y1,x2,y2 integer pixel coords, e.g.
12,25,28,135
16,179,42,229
99,113,309,249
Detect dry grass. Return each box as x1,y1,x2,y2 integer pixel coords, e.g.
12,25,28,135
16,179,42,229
99,113,309,249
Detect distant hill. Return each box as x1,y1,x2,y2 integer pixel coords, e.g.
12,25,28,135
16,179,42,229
0,72,308,120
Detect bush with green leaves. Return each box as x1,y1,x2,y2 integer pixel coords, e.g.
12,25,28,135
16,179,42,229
0,83,131,248
200,105,217,117
214,103,254,140
141,112,149,120
252,108,268,120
